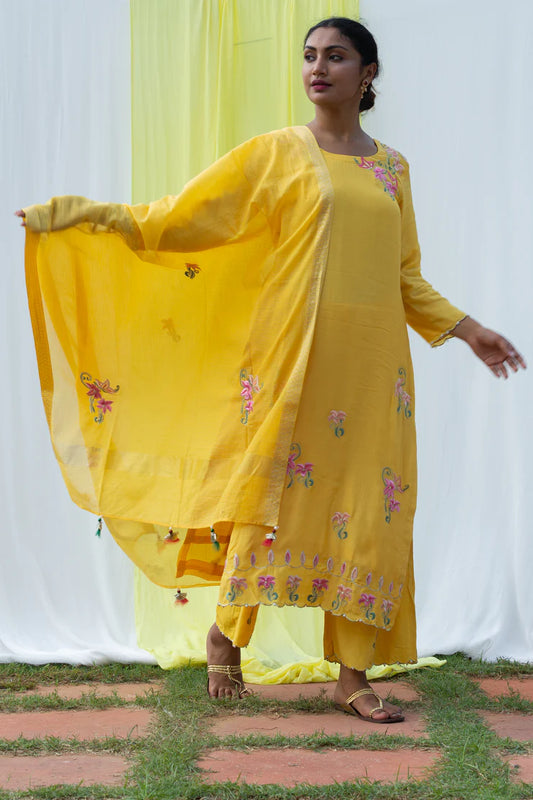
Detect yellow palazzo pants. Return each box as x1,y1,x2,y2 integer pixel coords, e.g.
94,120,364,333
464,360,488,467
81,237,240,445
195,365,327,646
216,543,417,671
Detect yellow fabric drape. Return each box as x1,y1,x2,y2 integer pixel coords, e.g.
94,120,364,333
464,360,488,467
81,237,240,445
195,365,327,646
129,0,444,680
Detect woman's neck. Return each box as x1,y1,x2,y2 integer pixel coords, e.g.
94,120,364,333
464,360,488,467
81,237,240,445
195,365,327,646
307,107,377,157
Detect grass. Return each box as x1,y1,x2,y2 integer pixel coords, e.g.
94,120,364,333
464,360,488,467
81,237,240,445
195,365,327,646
0,654,530,799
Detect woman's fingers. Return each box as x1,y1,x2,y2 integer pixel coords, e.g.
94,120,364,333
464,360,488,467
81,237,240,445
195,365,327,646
15,209,26,226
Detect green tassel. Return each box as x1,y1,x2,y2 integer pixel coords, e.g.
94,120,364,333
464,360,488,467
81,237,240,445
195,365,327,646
210,525,220,551
96,517,102,537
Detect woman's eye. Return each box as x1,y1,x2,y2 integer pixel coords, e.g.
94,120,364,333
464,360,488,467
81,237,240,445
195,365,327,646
304,53,315,61
329,54,342,61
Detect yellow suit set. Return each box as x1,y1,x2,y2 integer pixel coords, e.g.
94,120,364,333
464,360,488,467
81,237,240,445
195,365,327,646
25,126,464,669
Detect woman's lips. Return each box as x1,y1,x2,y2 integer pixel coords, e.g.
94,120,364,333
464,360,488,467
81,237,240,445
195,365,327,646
311,82,331,91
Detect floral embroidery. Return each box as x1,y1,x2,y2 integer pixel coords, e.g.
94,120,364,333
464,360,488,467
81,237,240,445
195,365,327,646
240,369,262,424
307,577,329,603
381,599,394,626
286,443,314,488
331,584,352,611
80,373,119,424
353,146,404,201
250,552,256,567
394,368,412,418
382,467,409,523
359,592,376,620
184,263,200,278
328,409,346,437
284,550,291,565
258,574,278,601
226,576,247,602
286,575,302,602
331,512,350,540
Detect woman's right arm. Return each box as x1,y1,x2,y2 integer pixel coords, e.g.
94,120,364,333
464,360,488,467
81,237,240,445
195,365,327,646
20,138,274,253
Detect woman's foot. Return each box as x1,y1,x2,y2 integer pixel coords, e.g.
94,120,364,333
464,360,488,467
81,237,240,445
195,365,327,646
206,623,248,699
333,665,404,722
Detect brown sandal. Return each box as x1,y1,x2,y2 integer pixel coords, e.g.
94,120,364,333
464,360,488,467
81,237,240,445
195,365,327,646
335,687,404,724
207,664,252,699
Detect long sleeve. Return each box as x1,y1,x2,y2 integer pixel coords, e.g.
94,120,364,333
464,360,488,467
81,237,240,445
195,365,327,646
398,160,466,346
23,136,277,254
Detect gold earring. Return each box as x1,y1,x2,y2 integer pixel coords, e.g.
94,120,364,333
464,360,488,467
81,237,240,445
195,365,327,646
360,81,368,99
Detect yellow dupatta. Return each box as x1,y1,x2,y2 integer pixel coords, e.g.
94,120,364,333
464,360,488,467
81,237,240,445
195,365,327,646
25,126,333,585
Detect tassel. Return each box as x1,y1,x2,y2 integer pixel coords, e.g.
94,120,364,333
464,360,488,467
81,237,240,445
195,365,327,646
164,527,180,543
210,526,220,552
262,525,279,547
174,588,189,606
95,517,102,537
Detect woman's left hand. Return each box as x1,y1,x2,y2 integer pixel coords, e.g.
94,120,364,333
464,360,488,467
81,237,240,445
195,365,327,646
454,316,526,379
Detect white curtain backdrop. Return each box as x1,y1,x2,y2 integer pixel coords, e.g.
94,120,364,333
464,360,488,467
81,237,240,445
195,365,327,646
1,0,531,664
362,0,532,661
0,0,150,663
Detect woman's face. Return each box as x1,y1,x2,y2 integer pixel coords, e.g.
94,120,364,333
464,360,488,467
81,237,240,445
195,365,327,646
302,27,374,109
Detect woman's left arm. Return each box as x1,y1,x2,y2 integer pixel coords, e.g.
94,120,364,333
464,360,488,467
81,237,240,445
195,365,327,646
399,159,526,378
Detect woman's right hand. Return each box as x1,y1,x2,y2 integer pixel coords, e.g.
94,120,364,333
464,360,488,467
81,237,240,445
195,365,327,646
15,210,26,226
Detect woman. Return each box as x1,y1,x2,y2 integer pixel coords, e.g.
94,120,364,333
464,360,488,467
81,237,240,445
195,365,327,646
18,17,525,723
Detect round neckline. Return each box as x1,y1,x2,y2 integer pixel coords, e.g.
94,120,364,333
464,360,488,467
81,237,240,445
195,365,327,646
319,140,384,160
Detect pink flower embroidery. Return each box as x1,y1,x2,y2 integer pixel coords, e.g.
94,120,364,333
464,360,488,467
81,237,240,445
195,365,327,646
286,575,302,600
394,368,412,418
381,598,393,624
258,575,275,590
328,409,346,437
85,383,102,399
331,512,350,540
295,462,313,477
350,566,358,582
359,592,376,608
313,554,320,568
287,443,314,488
285,550,291,565
80,372,119,424
366,573,372,586
226,575,247,601
384,479,396,499
97,398,113,415
250,552,256,567
240,369,262,424
337,585,352,601
327,557,334,572
307,577,328,603
354,146,404,201
286,575,301,591
382,468,409,522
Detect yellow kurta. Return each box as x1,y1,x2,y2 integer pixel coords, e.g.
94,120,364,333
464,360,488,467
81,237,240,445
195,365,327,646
24,127,464,634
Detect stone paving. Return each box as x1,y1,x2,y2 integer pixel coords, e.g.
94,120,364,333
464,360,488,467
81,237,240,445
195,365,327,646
0,674,531,791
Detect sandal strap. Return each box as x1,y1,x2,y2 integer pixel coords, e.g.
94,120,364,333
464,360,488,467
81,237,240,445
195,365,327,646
345,687,379,705
207,664,249,698
207,664,242,675
346,687,385,719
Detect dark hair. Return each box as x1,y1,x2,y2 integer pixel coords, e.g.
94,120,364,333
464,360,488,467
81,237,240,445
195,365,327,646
303,17,380,112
